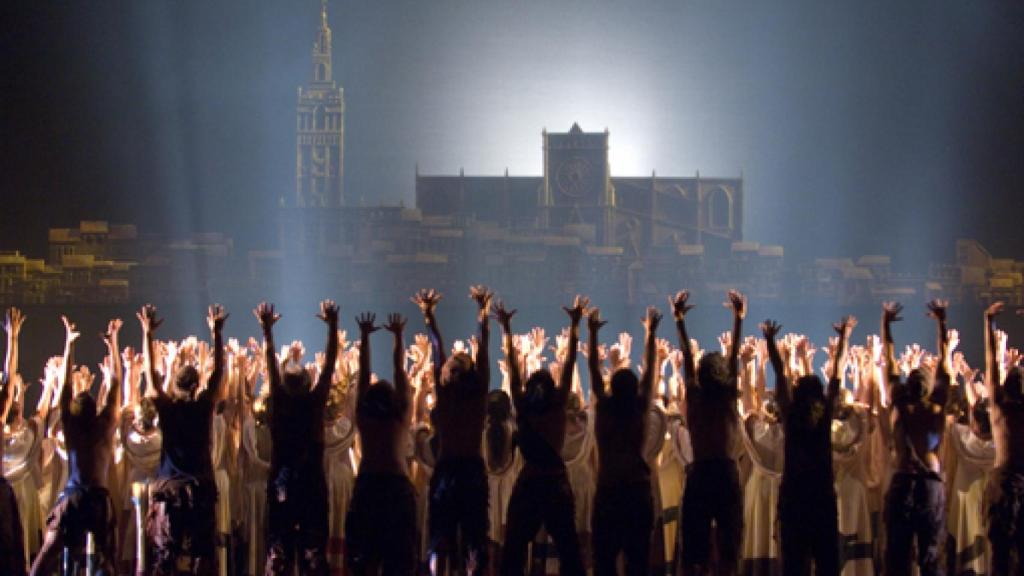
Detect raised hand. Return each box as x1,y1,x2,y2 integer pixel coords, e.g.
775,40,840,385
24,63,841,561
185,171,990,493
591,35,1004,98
882,301,904,324
986,301,1005,319
136,304,163,334
61,315,81,344
492,301,516,329
587,307,608,333
563,295,589,325
926,299,949,322
760,320,782,340
383,313,407,335
4,307,26,336
102,318,124,344
356,312,379,335
642,306,663,333
412,288,442,318
469,285,494,318
317,299,340,324
725,289,747,320
669,290,694,321
207,304,229,333
833,315,857,336
253,302,280,330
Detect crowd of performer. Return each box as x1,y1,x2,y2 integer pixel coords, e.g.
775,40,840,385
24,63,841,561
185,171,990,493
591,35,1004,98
0,287,1022,576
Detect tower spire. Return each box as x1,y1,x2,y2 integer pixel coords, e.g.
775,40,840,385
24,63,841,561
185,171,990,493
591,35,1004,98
312,0,332,83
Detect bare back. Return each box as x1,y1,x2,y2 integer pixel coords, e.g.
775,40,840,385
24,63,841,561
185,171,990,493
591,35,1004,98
686,386,740,462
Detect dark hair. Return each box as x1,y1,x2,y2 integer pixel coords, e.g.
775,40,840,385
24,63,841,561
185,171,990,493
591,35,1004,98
70,391,97,420
905,368,933,401
361,380,398,420
973,398,992,440
523,369,556,414
1005,367,1024,403
282,366,311,395
174,365,200,394
442,352,479,393
610,368,639,398
486,390,512,468
697,352,738,400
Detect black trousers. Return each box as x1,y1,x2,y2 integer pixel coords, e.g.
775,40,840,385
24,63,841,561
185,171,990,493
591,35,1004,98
500,469,584,576
778,483,838,576
884,472,945,576
592,480,654,576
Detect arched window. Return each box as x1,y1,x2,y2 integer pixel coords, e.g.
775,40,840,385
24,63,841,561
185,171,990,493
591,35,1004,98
706,187,732,230
314,105,325,130
316,63,327,82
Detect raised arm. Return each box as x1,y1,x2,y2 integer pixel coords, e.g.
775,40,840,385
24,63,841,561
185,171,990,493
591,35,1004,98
59,316,81,414
100,318,124,425
494,302,521,408
203,304,229,402
925,299,952,408
670,291,698,394
829,316,856,405
760,320,788,412
985,302,1005,402
881,302,903,395
384,313,410,412
470,285,493,391
355,313,378,400
725,290,747,384
587,307,608,401
3,307,25,386
254,302,282,394
413,289,445,388
640,305,662,405
559,296,587,403
314,300,340,397
136,304,167,400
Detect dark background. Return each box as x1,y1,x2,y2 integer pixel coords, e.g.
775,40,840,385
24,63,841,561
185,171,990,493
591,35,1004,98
1,1,1023,381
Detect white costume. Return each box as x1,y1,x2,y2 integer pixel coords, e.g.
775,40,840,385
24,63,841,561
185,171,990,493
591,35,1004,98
241,417,271,576
947,422,995,576
739,415,783,576
211,413,231,576
3,418,43,560
119,424,162,572
323,416,357,574
485,423,521,545
832,409,874,576
658,413,689,567
562,406,595,537
644,404,669,572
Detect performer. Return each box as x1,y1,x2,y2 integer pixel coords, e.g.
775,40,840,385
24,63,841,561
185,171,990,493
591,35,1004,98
983,302,1024,576
878,301,954,576
672,290,746,576
499,297,587,576
415,286,493,576
346,311,418,576
255,300,339,575
141,304,227,576
30,316,123,575
0,306,27,575
587,304,661,576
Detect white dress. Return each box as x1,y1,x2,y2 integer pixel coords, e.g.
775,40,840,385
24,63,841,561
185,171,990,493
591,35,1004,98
38,431,68,535
947,422,995,576
3,418,43,561
119,425,162,571
739,415,783,576
323,416,356,574
412,424,436,562
562,407,595,536
485,424,522,546
832,410,874,576
659,413,689,567
211,414,231,576
241,417,271,576
644,404,669,572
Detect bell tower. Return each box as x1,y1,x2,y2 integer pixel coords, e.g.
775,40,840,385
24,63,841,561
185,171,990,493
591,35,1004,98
296,0,345,208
